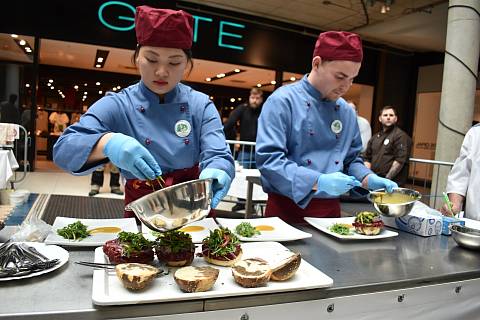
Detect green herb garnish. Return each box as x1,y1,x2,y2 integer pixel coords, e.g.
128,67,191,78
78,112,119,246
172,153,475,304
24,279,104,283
329,223,353,235
117,231,152,257
203,227,239,257
356,211,379,224
156,230,193,253
57,221,90,241
235,222,261,237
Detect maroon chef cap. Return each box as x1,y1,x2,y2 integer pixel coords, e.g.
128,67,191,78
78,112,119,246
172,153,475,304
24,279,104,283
313,31,363,62
135,6,194,49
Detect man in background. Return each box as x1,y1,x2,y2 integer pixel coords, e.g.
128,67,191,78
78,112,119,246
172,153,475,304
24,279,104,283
0,94,20,124
223,88,263,169
364,106,412,186
348,101,371,154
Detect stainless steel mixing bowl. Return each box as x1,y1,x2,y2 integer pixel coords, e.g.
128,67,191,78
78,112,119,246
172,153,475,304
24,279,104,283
367,187,421,218
126,178,213,232
450,225,480,250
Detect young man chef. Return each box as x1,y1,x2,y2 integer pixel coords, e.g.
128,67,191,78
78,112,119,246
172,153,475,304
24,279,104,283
256,31,397,224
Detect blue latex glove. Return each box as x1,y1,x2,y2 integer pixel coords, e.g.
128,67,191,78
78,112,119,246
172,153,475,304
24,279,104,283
367,174,398,193
199,168,231,209
315,172,361,196
104,133,161,180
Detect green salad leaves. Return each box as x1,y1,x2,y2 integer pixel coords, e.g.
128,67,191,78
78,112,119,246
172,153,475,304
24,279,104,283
235,222,261,237
57,221,90,241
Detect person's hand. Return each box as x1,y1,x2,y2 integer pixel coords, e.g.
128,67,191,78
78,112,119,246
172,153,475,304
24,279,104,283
439,201,462,217
199,168,231,209
103,133,161,180
315,172,361,196
367,174,398,193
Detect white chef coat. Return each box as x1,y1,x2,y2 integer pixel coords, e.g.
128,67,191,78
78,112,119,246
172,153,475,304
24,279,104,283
357,115,371,152
446,124,480,220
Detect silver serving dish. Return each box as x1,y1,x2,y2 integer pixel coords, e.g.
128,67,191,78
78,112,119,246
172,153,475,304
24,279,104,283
126,178,213,232
450,225,480,250
367,187,421,218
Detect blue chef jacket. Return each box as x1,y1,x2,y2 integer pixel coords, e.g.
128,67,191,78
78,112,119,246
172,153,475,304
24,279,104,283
53,81,235,180
256,75,372,208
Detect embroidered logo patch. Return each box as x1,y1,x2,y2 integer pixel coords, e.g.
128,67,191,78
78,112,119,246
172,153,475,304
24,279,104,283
174,120,191,137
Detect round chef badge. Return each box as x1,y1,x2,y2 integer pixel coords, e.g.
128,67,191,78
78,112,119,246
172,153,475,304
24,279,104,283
174,120,191,137
384,138,390,146
330,120,343,134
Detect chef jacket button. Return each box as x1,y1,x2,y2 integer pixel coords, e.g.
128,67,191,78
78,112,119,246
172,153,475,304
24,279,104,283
184,138,190,145
335,104,340,111
306,102,311,107
335,160,339,165
336,134,340,139
180,105,186,112
139,106,145,112
306,159,312,165
145,138,151,145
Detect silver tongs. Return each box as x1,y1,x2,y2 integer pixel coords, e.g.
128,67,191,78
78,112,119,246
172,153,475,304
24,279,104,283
75,261,116,269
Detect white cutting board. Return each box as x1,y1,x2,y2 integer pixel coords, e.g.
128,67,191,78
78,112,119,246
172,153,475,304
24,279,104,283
92,241,333,306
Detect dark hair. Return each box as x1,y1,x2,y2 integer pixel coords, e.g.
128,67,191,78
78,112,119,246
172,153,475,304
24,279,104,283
380,105,397,116
131,45,194,76
250,88,263,97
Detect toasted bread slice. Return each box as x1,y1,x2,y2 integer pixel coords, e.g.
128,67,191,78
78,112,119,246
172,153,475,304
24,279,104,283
203,248,243,267
232,257,272,288
115,263,159,290
271,253,301,281
174,266,219,293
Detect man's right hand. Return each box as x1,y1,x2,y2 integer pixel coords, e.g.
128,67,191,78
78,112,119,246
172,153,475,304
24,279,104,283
315,172,361,196
103,133,161,180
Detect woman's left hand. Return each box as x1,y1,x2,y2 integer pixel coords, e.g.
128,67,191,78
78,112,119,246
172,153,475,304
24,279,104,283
199,168,232,209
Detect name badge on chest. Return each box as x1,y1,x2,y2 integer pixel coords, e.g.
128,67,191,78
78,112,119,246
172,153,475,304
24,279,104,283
175,120,191,137
331,120,343,134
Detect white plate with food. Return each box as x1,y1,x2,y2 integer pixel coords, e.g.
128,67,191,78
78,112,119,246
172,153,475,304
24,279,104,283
304,217,398,240
142,218,219,243
91,241,333,305
45,217,138,247
216,217,312,242
0,242,69,281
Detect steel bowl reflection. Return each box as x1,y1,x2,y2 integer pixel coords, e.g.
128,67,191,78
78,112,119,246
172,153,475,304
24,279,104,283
126,178,213,232
450,225,480,250
367,187,421,218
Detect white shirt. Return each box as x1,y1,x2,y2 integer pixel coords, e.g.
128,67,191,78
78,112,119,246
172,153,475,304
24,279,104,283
446,125,480,220
357,116,371,152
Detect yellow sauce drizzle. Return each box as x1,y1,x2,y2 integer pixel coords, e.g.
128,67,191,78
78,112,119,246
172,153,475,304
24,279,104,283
255,225,274,231
179,226,205,232
88,227,122,234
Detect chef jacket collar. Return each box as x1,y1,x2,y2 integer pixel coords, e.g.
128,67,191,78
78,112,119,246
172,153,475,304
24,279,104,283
139,80,180,105
301,74,339,106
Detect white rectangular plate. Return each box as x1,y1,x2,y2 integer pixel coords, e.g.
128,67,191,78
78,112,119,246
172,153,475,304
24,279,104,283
45,217,138,247
304,217,398,240
142,218,219,243
216,217,312,242
92,241,333,306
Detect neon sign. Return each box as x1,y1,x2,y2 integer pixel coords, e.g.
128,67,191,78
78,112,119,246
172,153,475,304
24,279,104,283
98,1,245,51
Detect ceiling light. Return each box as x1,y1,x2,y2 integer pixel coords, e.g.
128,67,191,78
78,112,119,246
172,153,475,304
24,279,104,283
216,73,225,78
84,83,88,86
238,98,242,101
381,4,387,13
74,85,79,90
25,47,32,52
113,87,117,91
83,95,87,99
210,96,214,100
230,98,235,102
50,86,54,90
234,69,240,73
290,77,296,81
11,34,18,38
116,86,121,89
271,81,277,85
94,49,109,69
96,82,101,86
19,40,26,46
206,78,212,82
49,79,53,83
25,84,30,88
257,84,262,87
47,83,51,87
99,90,103,95
84,91,88,95
205,69,245,82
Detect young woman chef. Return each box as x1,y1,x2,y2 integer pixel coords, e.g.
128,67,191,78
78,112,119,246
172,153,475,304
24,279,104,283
53,6,235,216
